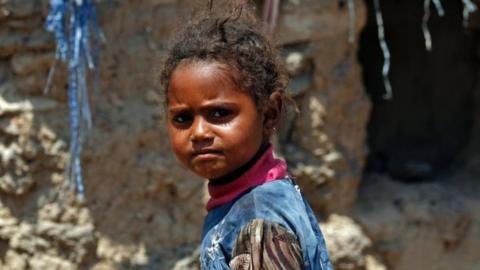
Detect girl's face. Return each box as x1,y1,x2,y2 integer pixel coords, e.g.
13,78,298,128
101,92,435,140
167,61,265,180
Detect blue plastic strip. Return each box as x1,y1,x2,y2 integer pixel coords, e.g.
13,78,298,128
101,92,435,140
45,0,102,199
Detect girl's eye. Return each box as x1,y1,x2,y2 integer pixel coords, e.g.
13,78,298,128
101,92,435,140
172,113,192,124
211,109,231,119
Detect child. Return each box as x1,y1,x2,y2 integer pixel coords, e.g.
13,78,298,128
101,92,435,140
160,2,333,269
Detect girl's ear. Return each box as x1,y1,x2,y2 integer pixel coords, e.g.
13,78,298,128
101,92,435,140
263,91,283,139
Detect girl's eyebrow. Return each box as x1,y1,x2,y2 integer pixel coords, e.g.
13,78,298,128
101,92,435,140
167,101,240,114
167,105,189,113
201,101,239,108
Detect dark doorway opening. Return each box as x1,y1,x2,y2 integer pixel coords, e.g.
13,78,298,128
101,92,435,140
359,0,477,180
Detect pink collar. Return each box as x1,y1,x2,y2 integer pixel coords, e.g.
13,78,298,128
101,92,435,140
207,146,287,211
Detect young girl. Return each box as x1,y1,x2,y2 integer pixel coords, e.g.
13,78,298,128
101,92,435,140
160,2,333,269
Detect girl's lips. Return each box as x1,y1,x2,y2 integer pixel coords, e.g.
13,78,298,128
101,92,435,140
194,153,222,161
191,149,223,160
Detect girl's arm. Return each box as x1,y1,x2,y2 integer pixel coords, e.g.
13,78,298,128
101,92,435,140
229,219,304,270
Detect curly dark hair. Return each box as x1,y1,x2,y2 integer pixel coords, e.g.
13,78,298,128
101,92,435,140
159,1,289,110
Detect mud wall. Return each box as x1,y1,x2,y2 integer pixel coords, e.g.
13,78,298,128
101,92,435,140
1,1,207,269
0,0,479,270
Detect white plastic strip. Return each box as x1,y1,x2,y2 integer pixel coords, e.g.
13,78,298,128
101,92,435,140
462,0,477,28
432,0,445,17
348,0,356,43
373,0,392,99
423,0,432,51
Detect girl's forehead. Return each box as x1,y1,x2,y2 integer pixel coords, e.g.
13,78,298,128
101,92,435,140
167,61,251,105
171,62,240,90
176,60,238,81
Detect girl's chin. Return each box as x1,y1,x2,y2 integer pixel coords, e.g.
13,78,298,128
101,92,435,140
198,173,225,180
190,158,228,179
193,167,227,180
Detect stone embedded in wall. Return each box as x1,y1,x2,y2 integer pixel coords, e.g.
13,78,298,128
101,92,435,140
286,51,309,76
6,16,44,31
321,214,388,270
0,203,18,238
3,250,29,270
28,254,76,270
36,221,95,248
0,104,64,198
9,223,51,254
284,50,314,96
0,200,96,269
0,173,34,196
10,52,54,76
1,0,39,19
96,237,149,267
0,30,54,58
0,92,58,116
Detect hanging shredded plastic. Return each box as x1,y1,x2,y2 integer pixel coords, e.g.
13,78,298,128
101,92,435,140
432,0,445,17
423,0,446,51
262,0,280,34
373,0,392,99
422,0,433,51
462,0,477,28
348,0,356,43
45,0,102,199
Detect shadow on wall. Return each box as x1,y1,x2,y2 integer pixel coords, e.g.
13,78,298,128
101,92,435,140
359,0,478,181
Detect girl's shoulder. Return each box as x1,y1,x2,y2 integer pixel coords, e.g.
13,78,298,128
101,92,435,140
200,178,333,270
233,177,304,213
206,177,309,233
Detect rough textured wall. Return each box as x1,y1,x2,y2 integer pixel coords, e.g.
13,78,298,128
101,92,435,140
0,0,370,269
1,0,478,270
1,1,206,269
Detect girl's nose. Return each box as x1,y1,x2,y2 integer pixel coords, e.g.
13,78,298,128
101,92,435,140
190,117,213,141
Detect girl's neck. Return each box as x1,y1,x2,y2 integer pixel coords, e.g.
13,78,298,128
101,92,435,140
206,144,288,210
209,142,270,185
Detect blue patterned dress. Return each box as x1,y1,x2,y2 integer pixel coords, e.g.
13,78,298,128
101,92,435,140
200,178,334,270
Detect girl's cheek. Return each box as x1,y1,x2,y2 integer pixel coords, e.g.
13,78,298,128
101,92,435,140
171,141,189,167
167,129,184,155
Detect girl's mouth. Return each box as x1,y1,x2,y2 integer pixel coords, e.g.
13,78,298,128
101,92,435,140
191,149,223,160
